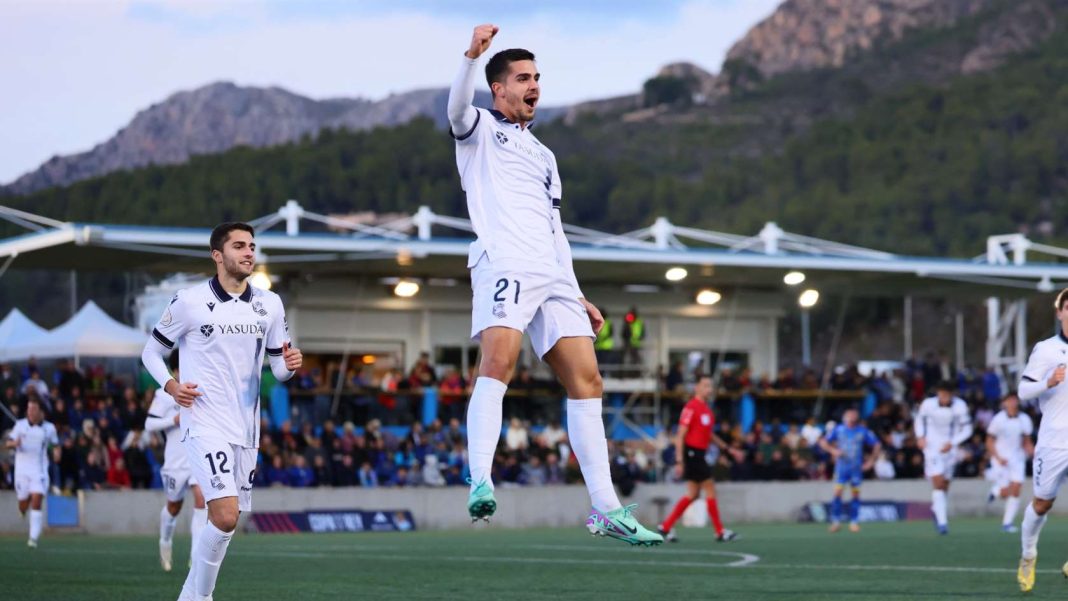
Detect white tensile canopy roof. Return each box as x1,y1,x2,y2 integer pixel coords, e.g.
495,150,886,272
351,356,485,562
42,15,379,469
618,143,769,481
0,308,49,362
11,301,147,361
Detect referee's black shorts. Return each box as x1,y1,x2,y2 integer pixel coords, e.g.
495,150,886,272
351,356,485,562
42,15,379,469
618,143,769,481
682,445,712,482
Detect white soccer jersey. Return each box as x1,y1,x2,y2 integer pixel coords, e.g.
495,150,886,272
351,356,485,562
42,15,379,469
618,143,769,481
8,419,58,477
150,276,289,448
1020,333,1068,450
914,396,973,448
453,107,562,269
987,410,1033,461
145,389,189,471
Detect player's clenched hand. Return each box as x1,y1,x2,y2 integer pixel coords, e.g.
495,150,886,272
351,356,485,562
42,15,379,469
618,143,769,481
997,456,1008,466
580,299,605,333
673,463,683,479
466,23,498,59
1048,365,1066,389
283,342,303,372
940,442,952,453
166,380,202,408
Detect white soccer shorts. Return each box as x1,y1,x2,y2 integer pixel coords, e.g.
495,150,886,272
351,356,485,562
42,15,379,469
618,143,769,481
988,457,1027,489
186,435,258,511
160,468,198,504
923,449,957,480
15,472,48,501
1032,447,1068,501
469,255,594,359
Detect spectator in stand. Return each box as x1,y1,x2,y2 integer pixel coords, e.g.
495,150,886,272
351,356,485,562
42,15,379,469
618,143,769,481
334,455,357,487
504,417,529,452
0,363,17,394
664,362,685,394
21,370,50,406
81,450,107,490
522,455,547,486
540,420,566,450
982,366,1003,406
121,429,152,489
55,359,85,400
106,456,132,489
288,455,315,488
357,461,377,488
408,352,438,389
266,454,291,487
438,368,465,422
800,417,822,448
311,455,332,487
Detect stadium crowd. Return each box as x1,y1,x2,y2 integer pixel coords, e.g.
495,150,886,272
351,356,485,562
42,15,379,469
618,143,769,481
0,351,1031,496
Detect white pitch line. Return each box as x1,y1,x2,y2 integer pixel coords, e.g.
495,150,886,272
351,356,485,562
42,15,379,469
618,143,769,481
518,543,761,567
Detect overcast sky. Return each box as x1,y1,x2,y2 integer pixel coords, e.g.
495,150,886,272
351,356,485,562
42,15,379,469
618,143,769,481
0,0,780,184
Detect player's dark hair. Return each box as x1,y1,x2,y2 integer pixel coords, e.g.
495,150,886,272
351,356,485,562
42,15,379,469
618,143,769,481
209,222,255,253
1055,288,1068,311
168,349,179,372
936,380,955,393
485,48,535,89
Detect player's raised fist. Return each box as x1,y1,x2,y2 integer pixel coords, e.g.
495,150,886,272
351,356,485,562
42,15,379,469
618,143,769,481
1049,364,1066,389
466,24,499,59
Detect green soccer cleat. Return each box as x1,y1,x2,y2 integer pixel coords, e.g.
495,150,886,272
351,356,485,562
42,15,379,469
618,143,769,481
586,504,664,547
467,479,497,522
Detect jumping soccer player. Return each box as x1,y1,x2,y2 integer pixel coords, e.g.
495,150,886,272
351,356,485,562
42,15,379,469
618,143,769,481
144,350,208,572
985,392,1033,534
819,407,881,533
5,397,58,548
447,24,661,546
141,222,302,600
657,375,737,543
1016,288,1068,592
915,380,972,535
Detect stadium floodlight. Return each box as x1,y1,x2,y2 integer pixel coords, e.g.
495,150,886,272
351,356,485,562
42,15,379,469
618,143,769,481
695,289,722,306
250,269,272,290
665,267,688,281
394,280,420,298
798,289,820,308
783,271,806,286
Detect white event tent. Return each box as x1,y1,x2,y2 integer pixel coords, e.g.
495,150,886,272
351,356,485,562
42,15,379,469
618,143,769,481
9,301,147,362
0,308,49,362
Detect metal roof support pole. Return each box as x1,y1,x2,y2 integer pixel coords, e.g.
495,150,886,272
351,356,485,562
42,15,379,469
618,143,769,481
413,206,435,241
985,234,1031,381
759,222,784,255
279,200,304,236
650,217,673,250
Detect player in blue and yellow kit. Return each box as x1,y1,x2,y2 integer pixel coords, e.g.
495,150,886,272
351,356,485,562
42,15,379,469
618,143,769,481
819,408,882,533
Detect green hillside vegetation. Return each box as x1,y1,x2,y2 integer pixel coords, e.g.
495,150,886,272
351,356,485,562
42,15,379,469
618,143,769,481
4,9,1067,262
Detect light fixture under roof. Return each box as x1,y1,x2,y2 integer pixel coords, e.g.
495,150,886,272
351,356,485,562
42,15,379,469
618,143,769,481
799,289,820,308
250,269,272,290
665,267,688,282
696,289,722,306
784,271,806,286
394,280,420,298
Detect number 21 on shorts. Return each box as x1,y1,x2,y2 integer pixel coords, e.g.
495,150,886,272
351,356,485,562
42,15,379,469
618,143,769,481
494,278,521,304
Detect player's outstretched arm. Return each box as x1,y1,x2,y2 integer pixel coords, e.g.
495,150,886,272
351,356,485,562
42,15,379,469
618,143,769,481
448,24,497,139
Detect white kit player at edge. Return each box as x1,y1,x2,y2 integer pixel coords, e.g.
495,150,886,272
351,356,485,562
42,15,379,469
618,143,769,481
914,380,972,536
5,397,58,548
984,392,1034,534
141,222,303,601
1016,288,1068,593
447,23,661,546
144,350,208,573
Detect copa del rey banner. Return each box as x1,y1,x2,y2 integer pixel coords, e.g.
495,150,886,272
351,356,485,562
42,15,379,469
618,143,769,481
249,510,416,534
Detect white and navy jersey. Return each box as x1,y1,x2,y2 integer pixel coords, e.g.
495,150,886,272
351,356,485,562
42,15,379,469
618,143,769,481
1020,332,1068,449
914,396,973,448
145,389,189,471
452,107,562,268
8,419,58,477
987,410,1033,461
150,276,289,448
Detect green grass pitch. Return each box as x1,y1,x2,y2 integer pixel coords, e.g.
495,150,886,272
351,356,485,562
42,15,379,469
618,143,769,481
3,518,1066,600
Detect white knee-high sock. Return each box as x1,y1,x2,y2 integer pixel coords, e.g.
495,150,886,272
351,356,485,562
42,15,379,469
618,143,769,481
1021,504,1047,559
190,507,207,562
195,520,233,597
567,398,622,512
160,506,177,544
29,509,42,542
931,490,948,527
466,377,506,491
1003,496,1021,527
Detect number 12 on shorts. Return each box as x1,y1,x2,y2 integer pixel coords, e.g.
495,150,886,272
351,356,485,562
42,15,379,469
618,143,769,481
205,451,231,475
494,278,521,304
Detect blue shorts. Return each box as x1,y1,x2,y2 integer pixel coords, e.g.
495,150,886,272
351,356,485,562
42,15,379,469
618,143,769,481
835,465,863,487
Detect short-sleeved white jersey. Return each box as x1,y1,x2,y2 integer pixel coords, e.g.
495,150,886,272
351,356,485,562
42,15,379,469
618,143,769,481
987,410,1033,461
914,396,972,448
453,107,562,268
1020,333,1068,449
8,419,57,477
146,389,188,471
150,276,289,448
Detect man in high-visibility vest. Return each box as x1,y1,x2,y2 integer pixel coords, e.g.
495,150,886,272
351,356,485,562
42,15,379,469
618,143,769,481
622,306,645,366
594,309,615,367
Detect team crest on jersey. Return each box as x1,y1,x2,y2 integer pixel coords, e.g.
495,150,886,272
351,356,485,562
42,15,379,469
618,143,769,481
492,302,507,319
200,324,214,337
160,308,173,327
210,476,225,490
495,131,508,145
252,300,268,316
